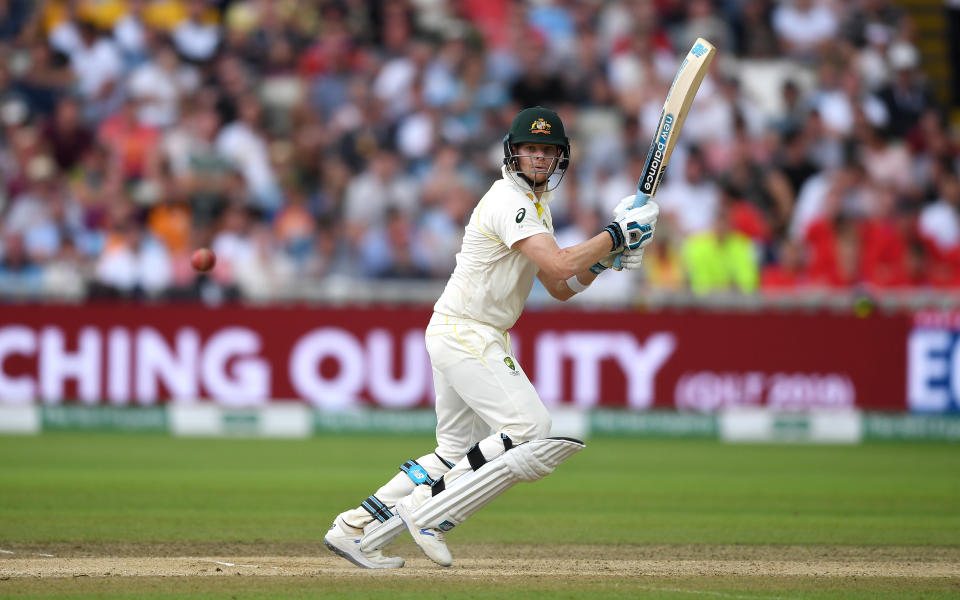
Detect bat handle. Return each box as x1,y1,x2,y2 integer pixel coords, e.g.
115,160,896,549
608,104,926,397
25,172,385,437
631,191,649,209
613,192,650,269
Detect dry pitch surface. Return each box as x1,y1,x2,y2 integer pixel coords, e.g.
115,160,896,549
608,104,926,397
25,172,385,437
2,543,958,578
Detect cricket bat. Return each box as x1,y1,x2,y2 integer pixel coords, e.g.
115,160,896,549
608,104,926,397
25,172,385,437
615,38,716,267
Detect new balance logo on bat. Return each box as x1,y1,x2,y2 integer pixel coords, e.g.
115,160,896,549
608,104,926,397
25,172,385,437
641,113,675,194
691,43,708,57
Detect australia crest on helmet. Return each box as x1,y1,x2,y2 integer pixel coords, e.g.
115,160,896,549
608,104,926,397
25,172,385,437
530,118,552,135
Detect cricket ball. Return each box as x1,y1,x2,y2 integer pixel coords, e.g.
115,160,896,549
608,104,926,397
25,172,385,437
191,248,216,272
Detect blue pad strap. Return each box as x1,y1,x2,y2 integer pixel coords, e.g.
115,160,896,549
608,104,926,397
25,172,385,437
360,495,393,523
400,460,434,486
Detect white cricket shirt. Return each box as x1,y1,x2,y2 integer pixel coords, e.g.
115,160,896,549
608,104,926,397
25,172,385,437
434,166,555,331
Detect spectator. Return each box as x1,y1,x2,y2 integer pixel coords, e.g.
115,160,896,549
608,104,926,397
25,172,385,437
510,31,570,108
791,157,870,241
673,0,731,54
803,213,861,288
682,197,760,295
4,155,68,264
232,222,295,300
216,94,281,212
113,0,150,64
93,206,172,299
273,188,316,267
855,122,913,194
772,0,838,61
761,239,805,290
0,231,43,294
878,41,933,138
0,0,31,41
809,60,888,139
918,171,960,287
373,39,430,121
56,20,123,102
172,0,221,63
774,128,818,198
859,186,909,288
6,39,72,118
342,148,420,243
363,207,431,279
97,99,161,183
732,0,780,59
43,96,93,171
162,101,231,227
655,148,720,236
839,0,904,49
127,37,193,128
596,146,646,213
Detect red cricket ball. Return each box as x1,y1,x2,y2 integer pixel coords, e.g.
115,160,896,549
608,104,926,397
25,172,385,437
191,248,216,272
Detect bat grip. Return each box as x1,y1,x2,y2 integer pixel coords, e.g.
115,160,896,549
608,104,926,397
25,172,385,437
613,192,650,269
631,191,649,209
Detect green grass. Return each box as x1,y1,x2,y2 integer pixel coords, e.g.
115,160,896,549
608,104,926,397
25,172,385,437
0,434,956,546
0,434,958,599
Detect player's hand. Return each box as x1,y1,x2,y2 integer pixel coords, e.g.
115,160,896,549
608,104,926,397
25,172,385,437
591,250,623,273
619,248,645,270
606,201,659,252
612,195,635,219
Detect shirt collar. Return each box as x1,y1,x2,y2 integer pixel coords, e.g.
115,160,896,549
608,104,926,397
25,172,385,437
501,165,552,206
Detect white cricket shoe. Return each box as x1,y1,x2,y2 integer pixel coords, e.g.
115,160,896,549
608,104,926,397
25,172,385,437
396,496,452,567
323,517,405,569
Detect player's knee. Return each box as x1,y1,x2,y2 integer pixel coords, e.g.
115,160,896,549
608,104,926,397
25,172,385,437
532,411,552,440
507,408,552,443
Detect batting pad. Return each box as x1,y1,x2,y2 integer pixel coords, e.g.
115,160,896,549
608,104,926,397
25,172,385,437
359,437,584,551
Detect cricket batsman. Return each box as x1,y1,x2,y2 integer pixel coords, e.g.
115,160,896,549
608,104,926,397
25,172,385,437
324,106,659,568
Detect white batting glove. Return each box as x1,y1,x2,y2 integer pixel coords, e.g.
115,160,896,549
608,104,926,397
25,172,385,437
590,250,622,274
619,248,645,270
604,201,659,252
612,195,635,219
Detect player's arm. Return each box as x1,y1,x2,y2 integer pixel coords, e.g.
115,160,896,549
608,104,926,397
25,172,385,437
514,201,660,297
514,232,610,282
515,233,610,300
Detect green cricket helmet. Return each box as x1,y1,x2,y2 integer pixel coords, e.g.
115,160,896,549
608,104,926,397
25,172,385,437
502,106,571,172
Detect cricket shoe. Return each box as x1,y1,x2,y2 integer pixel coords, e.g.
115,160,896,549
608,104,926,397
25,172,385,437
323,517,405,569
396,496,452,567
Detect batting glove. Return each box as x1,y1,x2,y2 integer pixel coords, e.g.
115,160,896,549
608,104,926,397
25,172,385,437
619,248,645,270
604,201,659,252
590,250,622,274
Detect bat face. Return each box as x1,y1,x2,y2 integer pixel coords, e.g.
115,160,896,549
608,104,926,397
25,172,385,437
640,112,675,197
635,38,717,204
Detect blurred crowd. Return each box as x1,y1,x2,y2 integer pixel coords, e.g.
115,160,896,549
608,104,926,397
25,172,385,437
0,0,958,303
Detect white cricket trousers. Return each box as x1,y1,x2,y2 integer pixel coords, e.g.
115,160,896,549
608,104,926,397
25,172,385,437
336,312,552,530
425,312,552,459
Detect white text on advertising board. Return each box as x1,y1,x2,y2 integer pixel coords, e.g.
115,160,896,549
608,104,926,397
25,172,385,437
0,326,676,408
908,328,960,412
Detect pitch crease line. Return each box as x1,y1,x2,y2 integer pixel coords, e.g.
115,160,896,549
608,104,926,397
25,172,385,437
201,560,260,568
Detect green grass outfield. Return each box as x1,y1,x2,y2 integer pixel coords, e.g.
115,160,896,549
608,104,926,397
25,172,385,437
0,433,957,598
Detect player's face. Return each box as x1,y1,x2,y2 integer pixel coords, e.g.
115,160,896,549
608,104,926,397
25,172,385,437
514,143,560,186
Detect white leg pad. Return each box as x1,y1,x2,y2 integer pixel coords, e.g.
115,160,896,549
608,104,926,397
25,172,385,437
415,437,584,531
360,437,583,550
360,513,405,552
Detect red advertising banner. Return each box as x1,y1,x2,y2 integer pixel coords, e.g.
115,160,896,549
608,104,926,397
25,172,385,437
0,304,911,411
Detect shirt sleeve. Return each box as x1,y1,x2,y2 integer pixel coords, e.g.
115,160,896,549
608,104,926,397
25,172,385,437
482,193,551,249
